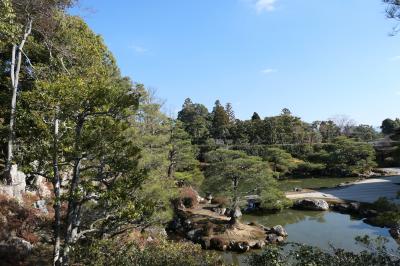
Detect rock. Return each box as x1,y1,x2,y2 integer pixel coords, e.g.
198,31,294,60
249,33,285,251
205,193,213,203
142,226,168,237
266,234,285,244
232,241,250,253
272,225,288,237
294,199,329,211
349,202,361,212
210,238,228,251
186,228,202,241
0,237,33,260
333,203,349,213
261,226,272,232
390,227,400,240
199,238,211,249
34,175,52,199
293,187,303,192
252,241,265,249
212,208,227,216
0,165,26,200
33,200,48,214
228,208,243,219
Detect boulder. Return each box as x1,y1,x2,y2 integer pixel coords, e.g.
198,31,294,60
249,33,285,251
212,207,227,216
266,234,284,244
34,175,52,199
210,238,228,251
390,227,400,240
228,208,243,219
142,226,168,237
231,241,250,253
33,200,48,214
251,241,266,249
0,165,26,200
0,237,33,260
272,225,288,237
294,199,329,211
186,228,202,241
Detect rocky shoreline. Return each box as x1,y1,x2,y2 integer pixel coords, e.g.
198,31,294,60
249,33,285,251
168,204,288,253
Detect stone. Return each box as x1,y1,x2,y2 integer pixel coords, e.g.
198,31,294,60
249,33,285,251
0,237,33,260
33,200,48,214
142,226,168,237
294,198,329,211
212,207,227,216
210,238,228,251
0,165,26,200
228,208,243,219
252,241,265,249
349,202,361,212
232,241,250,253
390,227,400,240
34,175,52,199
272,225,288,237
186,228,202,241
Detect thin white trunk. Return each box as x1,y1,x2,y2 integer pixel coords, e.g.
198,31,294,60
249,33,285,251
52,112,62,266
5,19,33,176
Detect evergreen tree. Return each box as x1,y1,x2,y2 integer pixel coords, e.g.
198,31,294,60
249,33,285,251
211,100,229,140
251,112,261,121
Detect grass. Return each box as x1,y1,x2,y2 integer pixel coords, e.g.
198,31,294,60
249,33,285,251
278,176,360,192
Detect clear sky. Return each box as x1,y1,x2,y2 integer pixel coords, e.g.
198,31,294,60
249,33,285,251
72,0,400,126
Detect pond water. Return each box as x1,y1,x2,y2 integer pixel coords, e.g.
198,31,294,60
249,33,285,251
221,210,399,266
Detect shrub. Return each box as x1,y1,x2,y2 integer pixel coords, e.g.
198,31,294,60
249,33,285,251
259,187,293,211
211,196,230,207
179,186,199,208
72,238,223,266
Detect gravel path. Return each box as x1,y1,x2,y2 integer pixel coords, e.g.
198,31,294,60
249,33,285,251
287,169,400,204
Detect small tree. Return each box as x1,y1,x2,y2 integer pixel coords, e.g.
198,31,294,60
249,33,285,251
203,149,278,225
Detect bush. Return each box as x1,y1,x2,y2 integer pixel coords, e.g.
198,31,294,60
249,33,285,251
246,239,400,266
211,196,230,207
72,238,223,266
259,187,293,211
179,187,199,208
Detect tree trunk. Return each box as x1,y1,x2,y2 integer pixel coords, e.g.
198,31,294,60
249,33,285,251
230,177,239,226
62,117,84,265
52,114,62,266
5,19,33,180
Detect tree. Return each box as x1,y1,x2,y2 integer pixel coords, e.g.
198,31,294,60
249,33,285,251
251,112,261,121
225,102,236,123
384,0,400,34
2,0,75,178
203,149,278,224
351,125,381,142
177,98,210,144
21,15,146,265
167,121,204,187
211,100,229,141
381,118,400,135
260,147,297,178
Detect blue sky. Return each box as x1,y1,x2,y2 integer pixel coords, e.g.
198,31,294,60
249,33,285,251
72,0,400,126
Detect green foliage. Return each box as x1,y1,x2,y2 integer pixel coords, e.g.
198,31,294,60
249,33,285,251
211,100,230,140
72,238,223,266
177,98,210,144
260,187,293,211
202,149,287,211
246,239,400,266
381,118,400,135
259,147,297,178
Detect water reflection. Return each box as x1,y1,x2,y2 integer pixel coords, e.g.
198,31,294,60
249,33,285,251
221,210,399,266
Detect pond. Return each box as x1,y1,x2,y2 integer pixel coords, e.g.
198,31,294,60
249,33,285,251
221,210,399,266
